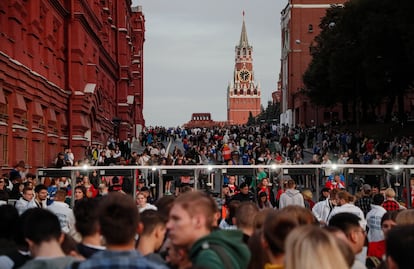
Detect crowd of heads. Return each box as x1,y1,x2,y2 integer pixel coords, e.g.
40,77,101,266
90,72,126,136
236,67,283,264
38,121,413,174
0,173,413,269
1,123,414,268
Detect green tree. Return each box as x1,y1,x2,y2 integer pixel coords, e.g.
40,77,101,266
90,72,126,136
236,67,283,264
304,0,414,124
254,101,281,124
247,111,256,125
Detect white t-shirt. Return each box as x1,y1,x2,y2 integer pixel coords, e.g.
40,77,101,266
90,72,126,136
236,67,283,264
328,203,367,230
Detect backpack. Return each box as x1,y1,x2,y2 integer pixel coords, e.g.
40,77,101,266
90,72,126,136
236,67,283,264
195,242,233,269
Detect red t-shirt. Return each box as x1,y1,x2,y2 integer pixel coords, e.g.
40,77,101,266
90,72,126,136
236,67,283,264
368,240,385,259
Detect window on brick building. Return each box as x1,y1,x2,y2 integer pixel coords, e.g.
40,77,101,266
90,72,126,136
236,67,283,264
0,133,7,165
0,92,8,119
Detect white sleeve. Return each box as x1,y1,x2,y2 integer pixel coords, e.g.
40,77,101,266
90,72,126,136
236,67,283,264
358,209,367,230
327,207,337,224
279,194,286,208
0,256,14,269
68,210,81,242
312,202,323,222
14,201,23,215
15,200,33,215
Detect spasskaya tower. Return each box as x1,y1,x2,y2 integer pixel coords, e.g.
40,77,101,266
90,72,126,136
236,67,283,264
227,12,261,125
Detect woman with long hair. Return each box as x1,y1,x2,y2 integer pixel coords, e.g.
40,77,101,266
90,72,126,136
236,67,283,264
74,185,87,205
302,189,315,210
257,191,273,210
82,176,98,198
256,177,276,207
285,225,349,269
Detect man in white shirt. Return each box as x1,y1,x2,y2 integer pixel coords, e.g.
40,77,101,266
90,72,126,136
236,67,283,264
328,190,366,230
321,153,333,180
15,187,36,215
366,194,387,257
312,188,339,225
47,189,78,241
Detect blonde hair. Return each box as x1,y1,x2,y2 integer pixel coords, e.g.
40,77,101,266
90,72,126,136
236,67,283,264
285,225,349,269
302,189,313,200
395,209,414,225
384,188,396,198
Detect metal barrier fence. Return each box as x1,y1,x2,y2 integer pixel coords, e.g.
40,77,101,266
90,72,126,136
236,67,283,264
36,164,414,208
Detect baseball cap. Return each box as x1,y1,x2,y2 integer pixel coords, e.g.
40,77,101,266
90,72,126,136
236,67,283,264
362,184,371,191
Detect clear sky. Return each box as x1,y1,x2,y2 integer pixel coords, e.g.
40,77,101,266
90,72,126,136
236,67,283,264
133,0,289,127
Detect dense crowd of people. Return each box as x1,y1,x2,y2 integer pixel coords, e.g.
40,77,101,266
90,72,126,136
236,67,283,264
0,123,413,268
53,124,414,169
46,124,414,198
0,176,413,269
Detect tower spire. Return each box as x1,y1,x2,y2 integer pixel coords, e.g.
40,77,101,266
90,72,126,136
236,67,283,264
239,11,249,47
228,11,260,125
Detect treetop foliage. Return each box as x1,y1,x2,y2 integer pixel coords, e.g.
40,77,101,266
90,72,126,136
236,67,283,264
304,0,414,123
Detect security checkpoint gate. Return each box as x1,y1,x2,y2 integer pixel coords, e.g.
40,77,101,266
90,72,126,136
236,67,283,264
36,164,414,208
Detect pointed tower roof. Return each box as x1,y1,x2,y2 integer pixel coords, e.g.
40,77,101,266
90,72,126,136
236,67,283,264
239,11,249,47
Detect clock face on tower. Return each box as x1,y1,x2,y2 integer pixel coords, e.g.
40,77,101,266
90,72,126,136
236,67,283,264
238,70,251,81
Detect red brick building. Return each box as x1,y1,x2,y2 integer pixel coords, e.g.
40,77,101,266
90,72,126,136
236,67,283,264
183,113,226,128
279,0,346,126
227,14,261,125
0,0,145,169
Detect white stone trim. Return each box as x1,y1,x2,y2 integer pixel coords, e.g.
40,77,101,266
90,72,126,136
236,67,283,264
84,83,96,94
228,95,261,98
72,135,88,141
32,129,45,134
12,124,28,131
127,95,134,105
